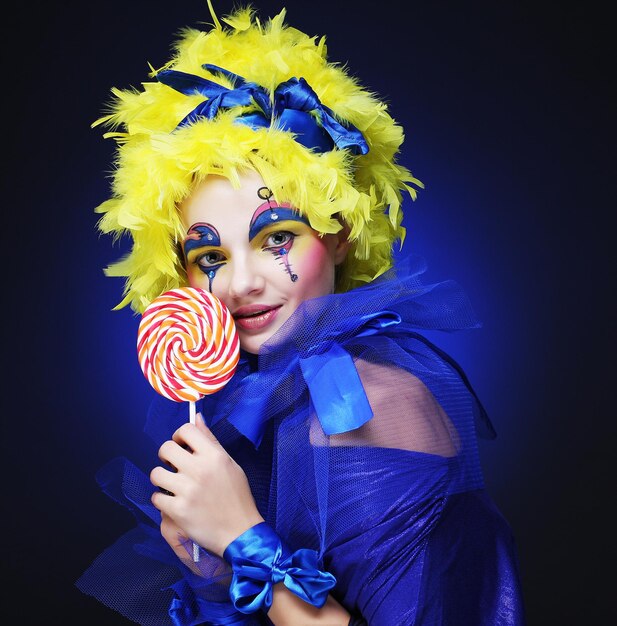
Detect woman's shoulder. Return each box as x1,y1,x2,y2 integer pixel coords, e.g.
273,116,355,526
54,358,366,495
328,357,460,457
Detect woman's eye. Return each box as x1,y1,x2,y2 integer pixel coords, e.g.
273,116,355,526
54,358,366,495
266,231,294,248
196,250,225,267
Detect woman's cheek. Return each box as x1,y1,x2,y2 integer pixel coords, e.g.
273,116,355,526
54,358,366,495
292,238,335,294
186,266,201,288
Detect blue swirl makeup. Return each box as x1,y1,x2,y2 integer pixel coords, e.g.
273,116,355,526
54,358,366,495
183,222,223,291
250,188,309,282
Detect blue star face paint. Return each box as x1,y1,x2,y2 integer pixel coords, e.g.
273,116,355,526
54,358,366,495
183,223,224,291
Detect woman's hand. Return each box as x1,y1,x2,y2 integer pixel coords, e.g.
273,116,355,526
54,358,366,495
150,414,264,558
157,511,202,573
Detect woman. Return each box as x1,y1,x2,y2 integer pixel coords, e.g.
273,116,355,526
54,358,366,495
77,4,526,624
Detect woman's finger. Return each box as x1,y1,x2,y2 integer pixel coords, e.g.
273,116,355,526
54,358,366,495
158,438,191,471
172,421,225,455
195,412,220,444
150,465,180,496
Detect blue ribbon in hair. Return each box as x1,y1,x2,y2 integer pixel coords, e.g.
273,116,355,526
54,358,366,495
156,63,369,155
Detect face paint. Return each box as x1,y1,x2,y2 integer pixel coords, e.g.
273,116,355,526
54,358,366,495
179,172,348,355
250,188,310,283
183,223,224,291
274,233,301,281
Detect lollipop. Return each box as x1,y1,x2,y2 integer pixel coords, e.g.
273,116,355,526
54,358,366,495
137,287,240,560
137,287,240,403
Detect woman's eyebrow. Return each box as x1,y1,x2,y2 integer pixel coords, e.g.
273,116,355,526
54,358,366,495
248,204,310,242
183,222,221,256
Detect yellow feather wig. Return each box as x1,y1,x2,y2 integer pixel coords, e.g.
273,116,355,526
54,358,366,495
94,3,423,313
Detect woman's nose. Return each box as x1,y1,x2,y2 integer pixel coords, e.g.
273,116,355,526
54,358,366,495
228,255,266,299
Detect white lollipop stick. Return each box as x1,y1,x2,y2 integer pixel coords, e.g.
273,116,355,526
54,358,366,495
189,400,199,562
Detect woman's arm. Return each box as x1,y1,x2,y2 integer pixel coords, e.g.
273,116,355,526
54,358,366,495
151,415,354,624
267,585,350,626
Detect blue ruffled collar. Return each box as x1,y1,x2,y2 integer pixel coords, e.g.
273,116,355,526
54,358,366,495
146,255,495,449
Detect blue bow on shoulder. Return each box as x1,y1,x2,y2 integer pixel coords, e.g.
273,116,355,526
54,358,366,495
156,63,369,154
212,309,401,448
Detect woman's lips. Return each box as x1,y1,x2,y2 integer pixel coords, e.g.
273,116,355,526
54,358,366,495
233,305,281,331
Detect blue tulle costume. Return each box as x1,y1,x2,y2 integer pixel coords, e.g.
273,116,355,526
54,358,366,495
76,256,526,625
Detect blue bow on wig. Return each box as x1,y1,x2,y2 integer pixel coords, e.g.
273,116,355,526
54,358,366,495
156,63,369,155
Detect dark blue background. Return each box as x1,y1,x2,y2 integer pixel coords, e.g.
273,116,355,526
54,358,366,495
4,0,613,623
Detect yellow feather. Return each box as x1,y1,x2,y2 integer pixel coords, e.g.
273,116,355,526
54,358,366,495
92,4,422,313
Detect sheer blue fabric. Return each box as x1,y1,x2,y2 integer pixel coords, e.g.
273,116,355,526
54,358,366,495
76,255,525,625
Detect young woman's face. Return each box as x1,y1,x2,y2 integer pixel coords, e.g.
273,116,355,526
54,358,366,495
180,171,349,354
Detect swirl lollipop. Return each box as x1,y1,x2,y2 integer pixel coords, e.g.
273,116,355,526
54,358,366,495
138,287,240,403
137,287,240,560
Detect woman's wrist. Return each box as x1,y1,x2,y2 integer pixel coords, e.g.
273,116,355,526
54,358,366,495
216,514,265,558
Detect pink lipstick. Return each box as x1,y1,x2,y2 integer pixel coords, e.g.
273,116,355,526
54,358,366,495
233,304,281,331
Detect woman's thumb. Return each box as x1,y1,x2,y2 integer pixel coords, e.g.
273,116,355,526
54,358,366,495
195,412,219,444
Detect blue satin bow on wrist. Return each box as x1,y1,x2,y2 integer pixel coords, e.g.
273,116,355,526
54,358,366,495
156,63,369,155
223,522,336,614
